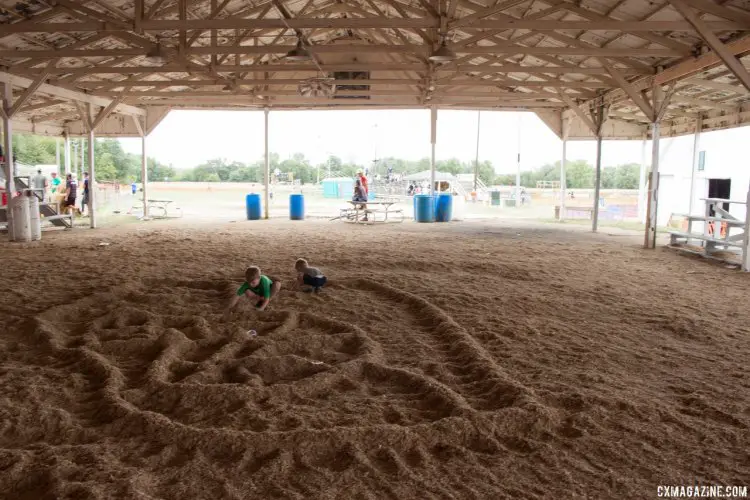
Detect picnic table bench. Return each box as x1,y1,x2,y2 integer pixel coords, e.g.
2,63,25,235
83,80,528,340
128,199,182,218
333,199,404,224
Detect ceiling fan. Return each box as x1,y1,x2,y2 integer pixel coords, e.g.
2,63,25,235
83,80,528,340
298,77,336,97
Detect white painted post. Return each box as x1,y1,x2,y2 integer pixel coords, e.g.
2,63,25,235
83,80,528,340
88,129,96,229
688,115,703,216
742,180,750,271
72,141,77,178
473,110,480,192
80,136,84,178
64,132,71,175
515,113,522,207
646,121,661,248
592,134,603,232
141,133,148,219
638,134,647,223
560,137,567,220
264,108,269,219
2,83,14,241
430,106,437,196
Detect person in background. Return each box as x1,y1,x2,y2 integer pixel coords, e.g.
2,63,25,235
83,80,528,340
131,181,137,195
357,170,368,196
50,172,61,196
81,172,90,216
63,173,77,213
31,168,48,201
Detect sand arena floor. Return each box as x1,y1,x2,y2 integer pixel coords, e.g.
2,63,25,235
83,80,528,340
0,219,748,499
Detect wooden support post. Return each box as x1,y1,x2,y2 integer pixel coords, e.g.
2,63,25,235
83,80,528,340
430,106,437,196
473,110,480,192
591,100,607,232
560,116,570,220
516,113,522,207
64,131,71,175
592,134,603,232
742,180,750,271
688,115,703,216
88,127,96,229
560,138,567,220
264,108,270,220
645,121,661,248
644,172,654,248
142,132,148,219
2,82,14,241
638,133,647,223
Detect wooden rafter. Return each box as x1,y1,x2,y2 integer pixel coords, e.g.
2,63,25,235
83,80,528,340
557,90,598,134
668,0,750,92
600,59,655,119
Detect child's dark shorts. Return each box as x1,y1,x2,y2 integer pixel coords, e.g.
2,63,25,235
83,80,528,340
303,275,327,288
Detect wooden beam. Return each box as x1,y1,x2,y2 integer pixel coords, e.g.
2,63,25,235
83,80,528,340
656,36,750,85
19,99,67,112
670,95,737,110
0,71,145,116
450,0,529,28
8,71,49,117
33,110,80,123
0,19,743,32
601,60,655,120
76,77,614,89
684,77,749,94
146,0,169,19
679,0,750,26
91,97,123,130
668,0,750,92
557,90,598,134
31,63,649,75
0,45,684,59
52,0,132,29
134,0,143,32
131,115,144,136
74,101,92,131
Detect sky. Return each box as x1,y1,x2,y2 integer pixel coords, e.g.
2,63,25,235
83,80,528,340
118,109,653,174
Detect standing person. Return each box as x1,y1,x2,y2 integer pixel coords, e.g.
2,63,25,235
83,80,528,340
131,181,137,195
50,172,61,196
31,168,48,200
63,173,77,213
81,172,90,216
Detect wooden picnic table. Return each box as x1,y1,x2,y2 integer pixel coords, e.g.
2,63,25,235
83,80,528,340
334,199,404,224
128,199,182,218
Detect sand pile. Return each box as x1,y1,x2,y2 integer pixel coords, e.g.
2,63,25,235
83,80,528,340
0,220,748,499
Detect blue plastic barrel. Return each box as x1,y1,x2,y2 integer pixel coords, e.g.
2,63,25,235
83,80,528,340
435,193,453,222
289,193,305,220
414,194,434,222
246,193,261,220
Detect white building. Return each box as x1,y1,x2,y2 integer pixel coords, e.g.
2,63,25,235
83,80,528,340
657,126,750,226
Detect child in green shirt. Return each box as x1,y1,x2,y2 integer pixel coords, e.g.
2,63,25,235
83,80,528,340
225,266,281,314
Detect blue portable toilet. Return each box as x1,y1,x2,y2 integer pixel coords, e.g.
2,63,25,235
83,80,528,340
322,177,355,198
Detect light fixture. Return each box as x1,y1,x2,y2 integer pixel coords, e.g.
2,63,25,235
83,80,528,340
429,39,456,63
145,41,168,64
285,37,311,61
